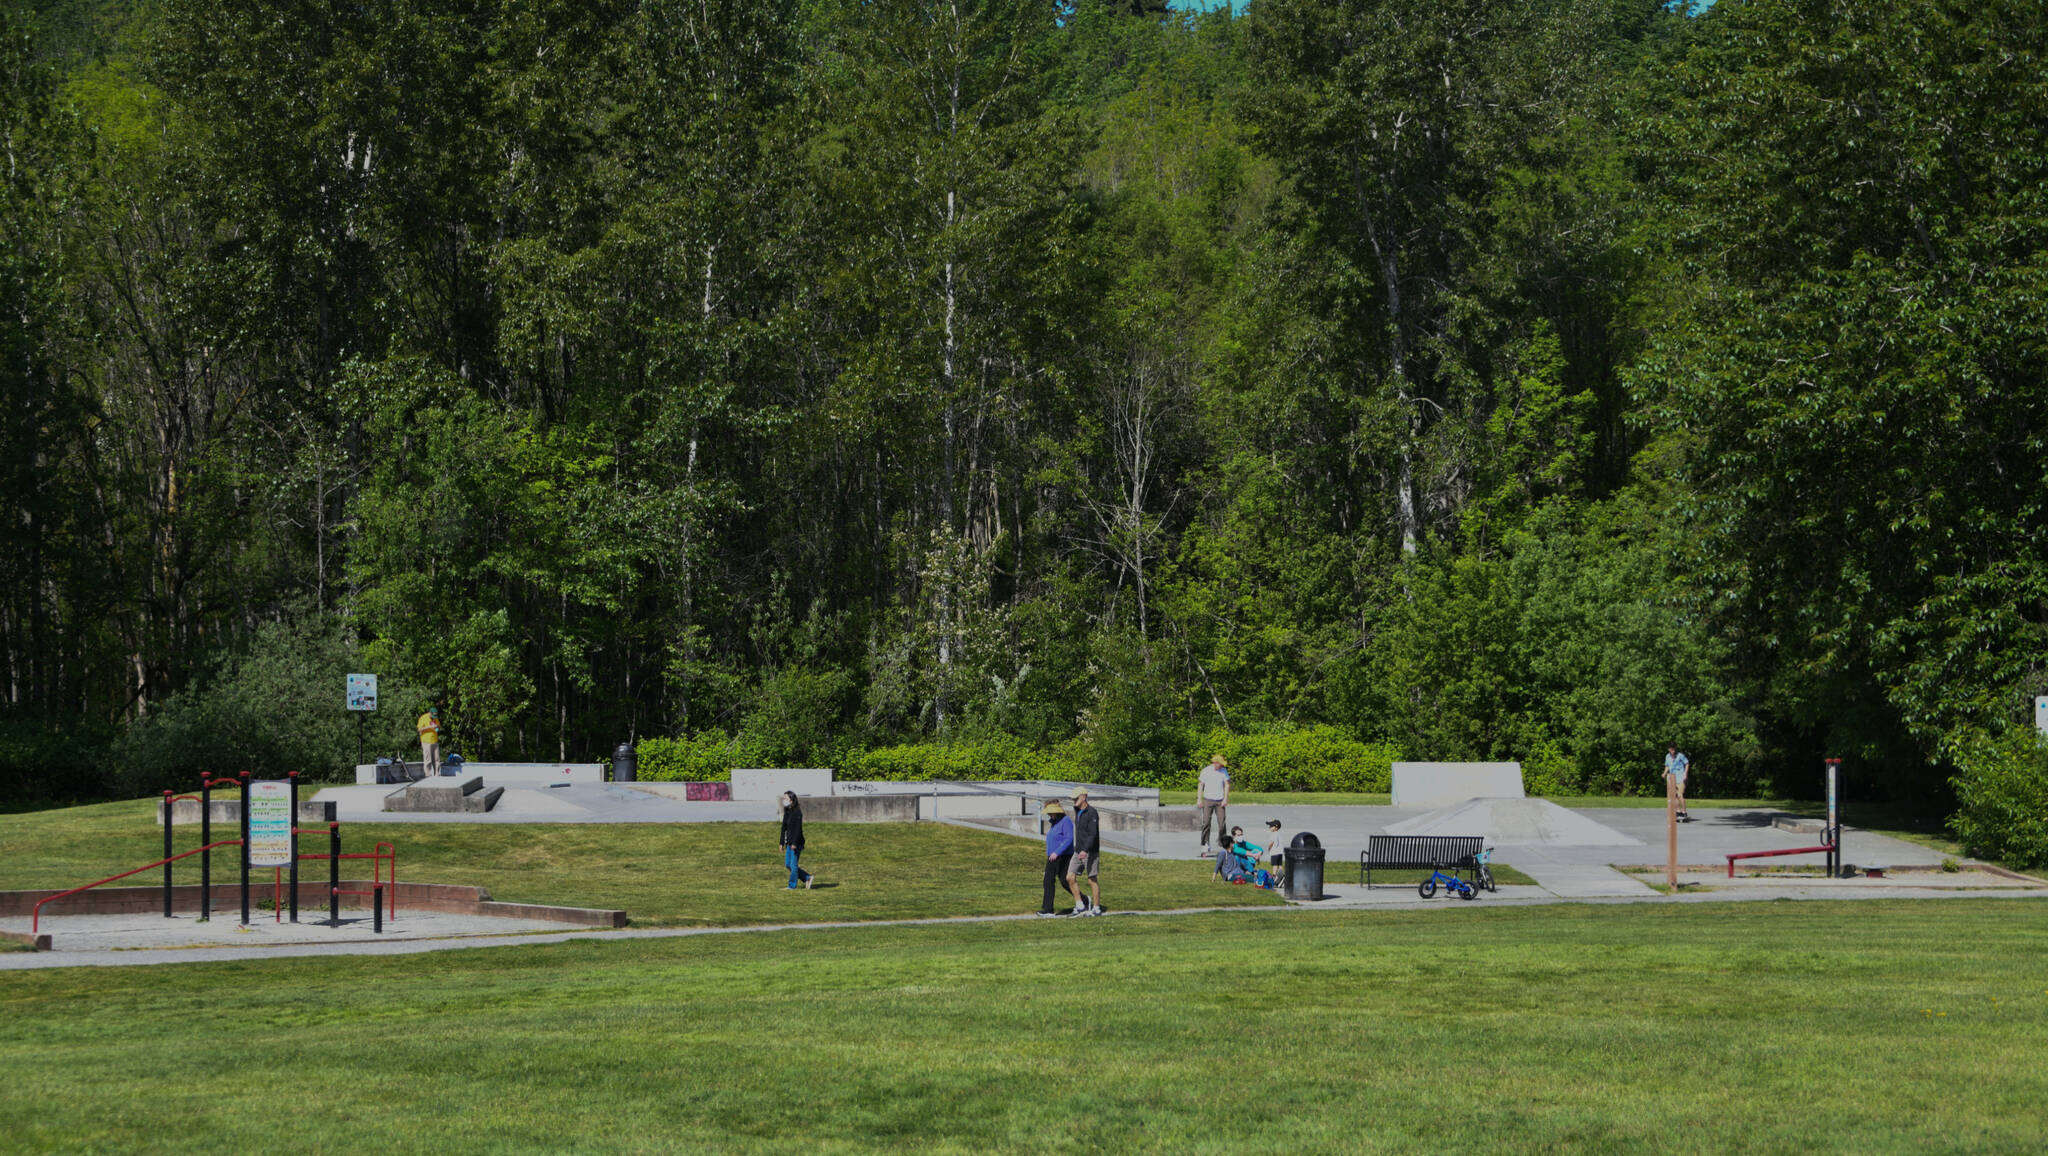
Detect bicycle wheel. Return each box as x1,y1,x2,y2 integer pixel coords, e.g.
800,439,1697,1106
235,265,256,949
1459,884,1478,900
1478,866,1496,892
1418,877,1437,899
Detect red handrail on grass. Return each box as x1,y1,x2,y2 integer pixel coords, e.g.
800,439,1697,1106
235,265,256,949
32,840,244,933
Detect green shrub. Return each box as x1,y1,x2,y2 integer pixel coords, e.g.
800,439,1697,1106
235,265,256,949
1948,731,2048,869
636,733,741,782
842,735,1086,782
1184,725,1398,793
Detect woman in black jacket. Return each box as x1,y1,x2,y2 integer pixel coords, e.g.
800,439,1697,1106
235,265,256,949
779,791,814,890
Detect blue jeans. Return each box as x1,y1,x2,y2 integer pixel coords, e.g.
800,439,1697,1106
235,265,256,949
785,846,811,888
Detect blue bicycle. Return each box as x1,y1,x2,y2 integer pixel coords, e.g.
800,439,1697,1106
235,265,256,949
1419,861,1480,900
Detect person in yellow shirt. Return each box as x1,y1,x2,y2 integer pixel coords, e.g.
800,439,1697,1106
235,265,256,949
417,707,443,775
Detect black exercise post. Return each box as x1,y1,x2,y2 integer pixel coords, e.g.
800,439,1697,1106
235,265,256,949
288,772,300,923
240,773,252,926
200,775,212,922
329,822,341,926
162,790,174,918
373,886,383,934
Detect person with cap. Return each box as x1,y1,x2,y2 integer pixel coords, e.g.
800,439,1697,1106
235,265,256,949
1196,754,1231,857
1261,819,1288,888
416,705,443,776
1039,799,1077,916
1066,788,1102,916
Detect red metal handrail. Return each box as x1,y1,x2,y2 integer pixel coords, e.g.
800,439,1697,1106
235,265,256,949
32,840,243,933
295,841,399,920
1726,842,1836,878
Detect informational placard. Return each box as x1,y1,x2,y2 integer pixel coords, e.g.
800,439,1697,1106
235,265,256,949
248,780,294,867
2036,696,2048,736
346,673,378,712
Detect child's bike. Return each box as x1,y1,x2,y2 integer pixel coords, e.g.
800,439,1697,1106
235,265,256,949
1470,846,1497,893
1419,863,1479,900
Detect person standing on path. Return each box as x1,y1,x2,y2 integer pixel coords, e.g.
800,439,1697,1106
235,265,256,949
1664,745,1690,822
780,790,815,889
416,706,443,776
1196,755,1231,857
1039,800,1077,916
1066,789,1102,916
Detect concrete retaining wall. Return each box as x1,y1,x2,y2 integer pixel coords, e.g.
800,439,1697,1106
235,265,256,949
797,795,919,823
1390,762,1525,807
731,767,833,801
158,799,337,827
4,882,626,930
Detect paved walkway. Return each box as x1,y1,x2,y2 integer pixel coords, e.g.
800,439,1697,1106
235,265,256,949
7,869,2040,971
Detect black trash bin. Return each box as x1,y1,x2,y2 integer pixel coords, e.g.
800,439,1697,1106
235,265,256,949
1283,832,1325,900
611,742,637,783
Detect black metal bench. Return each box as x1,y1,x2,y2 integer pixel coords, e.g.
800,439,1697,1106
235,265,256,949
1360,835,1485,888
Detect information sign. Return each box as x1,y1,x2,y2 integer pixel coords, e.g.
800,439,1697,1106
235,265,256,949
347,673,378,712
248,781,293,867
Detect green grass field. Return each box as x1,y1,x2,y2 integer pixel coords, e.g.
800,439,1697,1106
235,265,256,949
3,901,2045,1153
0,799,1292,924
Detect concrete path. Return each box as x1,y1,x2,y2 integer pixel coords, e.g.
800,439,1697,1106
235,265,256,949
1505,853,1661,898
5,879,2041,971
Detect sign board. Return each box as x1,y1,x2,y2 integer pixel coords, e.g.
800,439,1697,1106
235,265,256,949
2036,696,2048,736
248,781,293,867
346,673,378,712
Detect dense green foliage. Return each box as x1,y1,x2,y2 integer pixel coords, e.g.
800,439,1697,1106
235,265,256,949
3,1,2046,846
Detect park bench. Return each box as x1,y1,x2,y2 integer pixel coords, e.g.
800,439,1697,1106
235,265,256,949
1360,835,1485,888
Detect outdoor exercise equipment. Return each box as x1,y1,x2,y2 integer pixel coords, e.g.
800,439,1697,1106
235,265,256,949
1725,758,1842,878
30,777,396,935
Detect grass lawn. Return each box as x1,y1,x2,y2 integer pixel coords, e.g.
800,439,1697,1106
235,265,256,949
3,900,2045,1153
0,800,1285,925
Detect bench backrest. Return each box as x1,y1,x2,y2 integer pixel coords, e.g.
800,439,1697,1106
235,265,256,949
1365,834,1485,867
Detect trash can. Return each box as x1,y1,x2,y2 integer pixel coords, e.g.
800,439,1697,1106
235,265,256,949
441,752,465,777
1283,832,1325,900
611,742,637,783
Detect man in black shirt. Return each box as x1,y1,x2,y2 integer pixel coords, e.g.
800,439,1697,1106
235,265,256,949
1066,789,1102,916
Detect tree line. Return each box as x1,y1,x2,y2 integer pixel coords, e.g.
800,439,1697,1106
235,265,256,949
4,0,2045,860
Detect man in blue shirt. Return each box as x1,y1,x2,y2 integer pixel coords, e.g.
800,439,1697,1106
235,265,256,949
1039,800,1077,916
1664,745,1691,822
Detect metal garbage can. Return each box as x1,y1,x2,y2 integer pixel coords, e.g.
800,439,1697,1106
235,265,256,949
611,742,637,783
1283,832,1325,900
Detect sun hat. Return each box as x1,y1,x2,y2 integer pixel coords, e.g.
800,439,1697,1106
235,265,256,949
1043,800,1066,815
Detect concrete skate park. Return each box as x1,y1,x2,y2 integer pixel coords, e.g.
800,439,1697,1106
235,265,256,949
7,759,2040,965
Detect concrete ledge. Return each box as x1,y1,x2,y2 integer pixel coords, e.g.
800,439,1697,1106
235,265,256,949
464,786,505,813
1,929,51,951
799,795,918,823
386,776,486,813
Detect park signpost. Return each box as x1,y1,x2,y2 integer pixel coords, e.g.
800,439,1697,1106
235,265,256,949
347,674,378,768
245,780,293,925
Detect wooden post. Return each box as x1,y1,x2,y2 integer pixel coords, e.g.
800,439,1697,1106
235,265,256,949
1666,769,1679,890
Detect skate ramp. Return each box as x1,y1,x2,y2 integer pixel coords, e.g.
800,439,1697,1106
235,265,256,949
1385,797,1641,847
